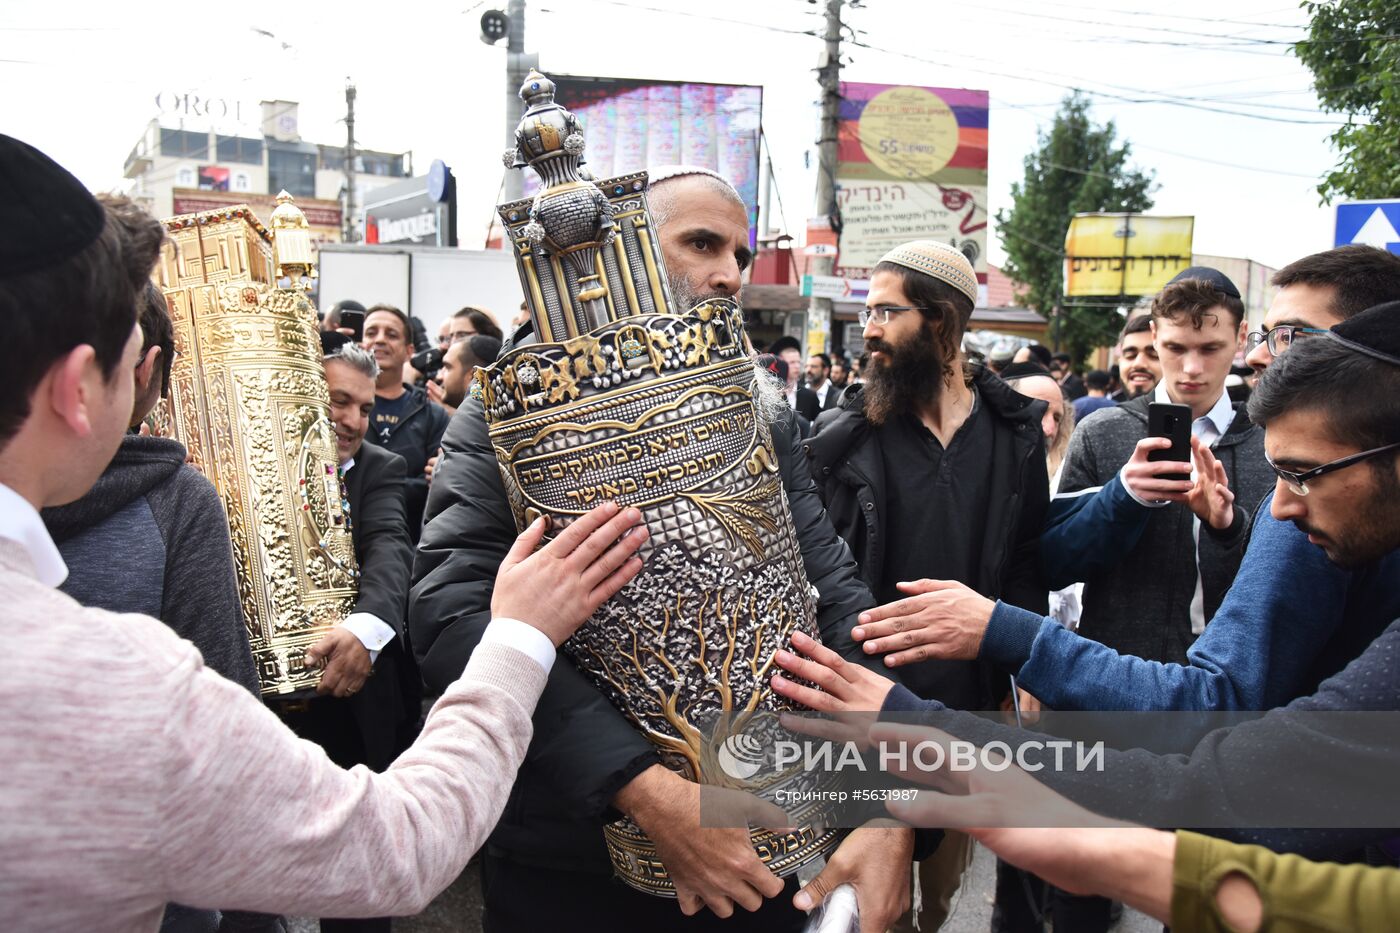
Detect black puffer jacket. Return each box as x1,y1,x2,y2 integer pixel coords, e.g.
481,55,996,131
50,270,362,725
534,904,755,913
409,393,880,872
803,365,1050,709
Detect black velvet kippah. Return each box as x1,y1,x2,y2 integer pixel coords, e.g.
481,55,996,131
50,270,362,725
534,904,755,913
1328,300,1400,366
320,331,352,356
998,361,1053,381
1167,265,1241,299
0,134,105,279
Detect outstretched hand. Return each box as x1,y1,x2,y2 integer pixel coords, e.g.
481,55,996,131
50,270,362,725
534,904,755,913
491,502,648,646
1186,435,1235,530
870,721,1178,923
771,630,896,714
849,579,995,665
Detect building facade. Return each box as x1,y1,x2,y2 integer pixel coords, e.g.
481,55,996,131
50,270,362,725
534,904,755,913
123,99,411,241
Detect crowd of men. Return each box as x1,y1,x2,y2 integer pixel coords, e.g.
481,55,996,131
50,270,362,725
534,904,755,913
5,126,1400,933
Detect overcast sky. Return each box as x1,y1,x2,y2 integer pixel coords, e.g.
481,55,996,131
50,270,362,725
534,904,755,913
3,0,1346,270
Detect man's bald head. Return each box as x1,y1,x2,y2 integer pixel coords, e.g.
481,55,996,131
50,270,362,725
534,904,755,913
648,168,752,311
649,167,745,228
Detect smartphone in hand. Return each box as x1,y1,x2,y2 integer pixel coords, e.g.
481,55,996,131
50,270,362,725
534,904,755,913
1147,402,1192,482
339,309,364,341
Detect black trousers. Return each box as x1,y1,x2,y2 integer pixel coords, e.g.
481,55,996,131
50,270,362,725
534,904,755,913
278,699,392,933
480,853,807,933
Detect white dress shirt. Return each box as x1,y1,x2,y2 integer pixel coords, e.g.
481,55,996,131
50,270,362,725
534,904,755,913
0,482,68,587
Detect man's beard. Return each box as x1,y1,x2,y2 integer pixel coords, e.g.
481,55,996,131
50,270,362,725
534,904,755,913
751,363,791,426
1303,474,1400,568
1123,369,1158,398
862,319,948,426
669,275,734,313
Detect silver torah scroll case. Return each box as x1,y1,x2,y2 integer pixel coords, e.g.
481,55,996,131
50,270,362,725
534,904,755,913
474,70,841,896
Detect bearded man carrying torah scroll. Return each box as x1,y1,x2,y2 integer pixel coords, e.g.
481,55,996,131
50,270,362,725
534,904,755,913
411,70,916,933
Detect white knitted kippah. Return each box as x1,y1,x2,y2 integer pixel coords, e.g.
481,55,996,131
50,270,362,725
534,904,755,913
648,164,741,198
879,240,978,305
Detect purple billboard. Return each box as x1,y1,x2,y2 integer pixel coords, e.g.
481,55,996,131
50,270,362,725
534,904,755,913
523,75,764,245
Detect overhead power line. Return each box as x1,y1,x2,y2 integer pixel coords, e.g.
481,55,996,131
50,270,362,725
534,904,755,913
848,37,1356,125
992,97,1321,179
971,4,1400,47
543,0,816,37
1022,1,1304,30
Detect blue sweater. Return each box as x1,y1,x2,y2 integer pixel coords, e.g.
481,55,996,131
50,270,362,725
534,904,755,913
986,491,1400,711
882,618,1400,860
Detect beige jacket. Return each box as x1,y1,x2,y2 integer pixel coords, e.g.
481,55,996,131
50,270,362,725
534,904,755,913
0,539,543,931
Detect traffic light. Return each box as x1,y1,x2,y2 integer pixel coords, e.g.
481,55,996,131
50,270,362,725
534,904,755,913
480,9,508,45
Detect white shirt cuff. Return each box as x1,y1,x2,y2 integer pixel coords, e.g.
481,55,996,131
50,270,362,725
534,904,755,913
341,612,397,665
480,617,557,675
1118,465,1172,509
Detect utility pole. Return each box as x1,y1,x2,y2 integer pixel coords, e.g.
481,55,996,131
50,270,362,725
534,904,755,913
344,79,357,243
503,0,528,204
805,0,842,357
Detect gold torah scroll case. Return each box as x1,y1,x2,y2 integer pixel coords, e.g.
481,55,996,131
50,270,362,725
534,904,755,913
155,193,358,697
478,70,840,896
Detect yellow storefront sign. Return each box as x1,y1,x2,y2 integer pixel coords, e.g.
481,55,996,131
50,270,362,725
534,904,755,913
1063,214,1194,297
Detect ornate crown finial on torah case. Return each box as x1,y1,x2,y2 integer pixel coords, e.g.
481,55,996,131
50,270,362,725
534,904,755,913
498,71,675,342
484,73,839,897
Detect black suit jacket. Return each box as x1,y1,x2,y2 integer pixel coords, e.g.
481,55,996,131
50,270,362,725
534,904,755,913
343,442,422,768
793,386,821,422
812,381,842,413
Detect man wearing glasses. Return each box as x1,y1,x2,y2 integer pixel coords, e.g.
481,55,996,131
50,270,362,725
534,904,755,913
1245,244,1400,372
803,239,1050,932
822,273,1400,722
770,303,1400,885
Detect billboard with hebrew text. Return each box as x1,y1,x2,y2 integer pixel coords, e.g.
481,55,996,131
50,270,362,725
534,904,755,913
521,74,763,246
1063,213,1194,297
835,82,988,281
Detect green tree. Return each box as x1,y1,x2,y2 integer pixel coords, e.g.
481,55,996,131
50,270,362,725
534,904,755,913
996,93,1156,365
1295,0,1400,203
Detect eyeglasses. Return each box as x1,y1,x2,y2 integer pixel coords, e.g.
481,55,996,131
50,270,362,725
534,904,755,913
1265,442,1400,495
858,305,936,328
1245,324,1329,356
449,330,478,344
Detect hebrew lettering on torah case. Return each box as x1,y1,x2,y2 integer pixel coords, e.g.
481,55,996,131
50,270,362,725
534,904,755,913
476,70,840,896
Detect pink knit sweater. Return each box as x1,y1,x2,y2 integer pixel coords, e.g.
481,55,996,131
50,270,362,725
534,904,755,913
0,539,544,931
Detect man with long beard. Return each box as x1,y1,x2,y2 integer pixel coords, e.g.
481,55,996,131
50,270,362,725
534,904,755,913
804,239,1050,676
410,167,915,932
803,239,1050,932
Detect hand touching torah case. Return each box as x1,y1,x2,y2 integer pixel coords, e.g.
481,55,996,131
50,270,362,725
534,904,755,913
476,71,840,895
155,195,358,697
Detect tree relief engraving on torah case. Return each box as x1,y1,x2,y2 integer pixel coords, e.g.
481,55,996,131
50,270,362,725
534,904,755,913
475,70,840,895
